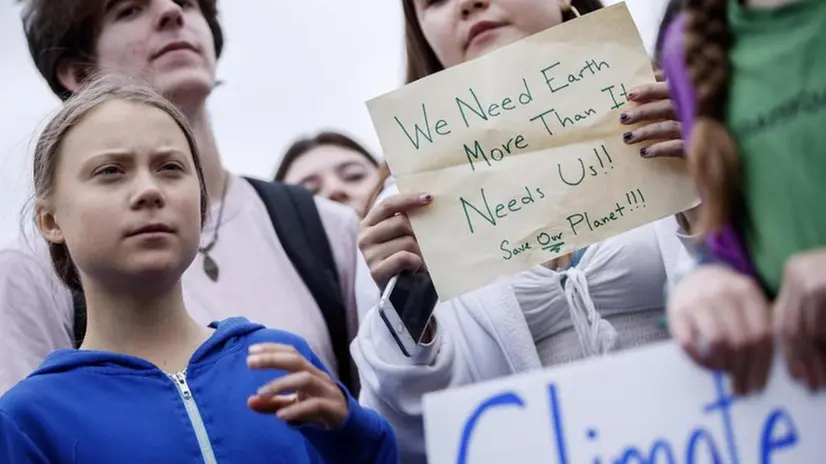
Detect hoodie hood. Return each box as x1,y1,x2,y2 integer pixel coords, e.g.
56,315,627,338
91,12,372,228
30,317,265,378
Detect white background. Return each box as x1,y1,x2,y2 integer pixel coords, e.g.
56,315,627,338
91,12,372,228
0,0,669,244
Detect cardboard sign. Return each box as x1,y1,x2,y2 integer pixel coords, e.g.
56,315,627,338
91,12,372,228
366,3,698,299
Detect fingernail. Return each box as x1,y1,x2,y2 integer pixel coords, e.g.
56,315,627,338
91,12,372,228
640,148,648,157
249,344,265,354
257,386,271,396
420,193,432,203
620,112,629,123
247,355,261,366
628,92,638,100
623,132,633,143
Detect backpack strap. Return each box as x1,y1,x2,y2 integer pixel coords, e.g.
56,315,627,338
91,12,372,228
72,291,86,349
244,177,355,393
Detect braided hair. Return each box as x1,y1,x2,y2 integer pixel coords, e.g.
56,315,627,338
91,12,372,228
684,0,743,234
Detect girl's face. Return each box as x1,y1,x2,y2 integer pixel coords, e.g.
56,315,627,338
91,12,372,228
283,146,380,216
413,0,567,67
38,100,203,290
91,0,216,103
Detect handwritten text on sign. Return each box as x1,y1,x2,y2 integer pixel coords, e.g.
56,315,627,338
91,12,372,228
422,343,826,464
366,3,698,299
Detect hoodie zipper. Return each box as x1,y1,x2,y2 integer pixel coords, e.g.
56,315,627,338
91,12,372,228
169,369,218,464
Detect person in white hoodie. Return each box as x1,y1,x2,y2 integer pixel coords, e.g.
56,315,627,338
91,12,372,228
350,1,701,462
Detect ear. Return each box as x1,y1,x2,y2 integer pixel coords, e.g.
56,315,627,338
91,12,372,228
35,200,65,245
56,58,90,94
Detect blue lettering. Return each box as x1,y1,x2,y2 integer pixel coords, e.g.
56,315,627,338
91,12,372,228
615,439,675,464
703,372,741,464
452,371,804,464
457,391,526,464
760,408,799,464
548,384,570,463
685,428,725,463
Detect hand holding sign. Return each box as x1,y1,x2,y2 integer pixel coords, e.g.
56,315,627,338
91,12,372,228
359,192,432,290
668,265,773,396
774,248,826,390
366,4,699,299
619,79,684,159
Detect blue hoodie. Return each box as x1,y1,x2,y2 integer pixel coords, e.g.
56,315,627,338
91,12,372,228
0,317,398,463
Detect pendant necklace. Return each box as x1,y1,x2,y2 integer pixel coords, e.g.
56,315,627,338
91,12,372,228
199,174,229,282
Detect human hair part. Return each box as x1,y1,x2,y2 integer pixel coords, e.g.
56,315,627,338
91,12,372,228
32,73,209,293
402,0,605,83
684,0,741,234
366,162,392,210
274,131,378,181
18,0,224,100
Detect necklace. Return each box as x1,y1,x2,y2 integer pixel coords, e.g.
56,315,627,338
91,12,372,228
199,173,229,282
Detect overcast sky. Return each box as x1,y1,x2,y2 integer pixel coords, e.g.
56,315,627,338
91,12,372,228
0,0,668,244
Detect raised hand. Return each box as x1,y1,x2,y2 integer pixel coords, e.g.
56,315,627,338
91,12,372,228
359,192,432,290
247,343,348,428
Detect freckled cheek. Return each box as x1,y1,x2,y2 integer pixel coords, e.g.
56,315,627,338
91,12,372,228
174,190,204,243
99,39,151,70
125,41,150,68
60,198,125,266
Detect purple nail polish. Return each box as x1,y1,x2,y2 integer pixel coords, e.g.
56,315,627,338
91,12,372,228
623,132,633,142
640,148,648,157
620,113,629,122
628,92,637,100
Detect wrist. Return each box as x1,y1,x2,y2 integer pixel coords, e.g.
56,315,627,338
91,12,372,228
333,386,349,428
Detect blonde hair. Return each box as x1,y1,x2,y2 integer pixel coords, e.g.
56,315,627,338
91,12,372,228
685,0,742,234
32,73,208,292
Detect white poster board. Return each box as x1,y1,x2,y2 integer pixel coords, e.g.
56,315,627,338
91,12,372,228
423,343,826,463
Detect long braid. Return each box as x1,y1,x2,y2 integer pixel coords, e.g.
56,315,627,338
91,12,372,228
684,0,742,234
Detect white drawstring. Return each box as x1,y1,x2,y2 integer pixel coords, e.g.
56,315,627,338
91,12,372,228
561,268,619,357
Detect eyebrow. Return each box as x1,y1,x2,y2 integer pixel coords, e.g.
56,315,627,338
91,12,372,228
103,0,120,13
103,0,141,14
335,161,368,172
82,148,188,168
298,173,321,185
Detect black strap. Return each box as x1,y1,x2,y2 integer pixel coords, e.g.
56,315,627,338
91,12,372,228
244,178,356,393
72,291,86,349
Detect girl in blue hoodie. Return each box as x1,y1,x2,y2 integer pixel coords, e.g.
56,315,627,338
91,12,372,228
0,75,398,464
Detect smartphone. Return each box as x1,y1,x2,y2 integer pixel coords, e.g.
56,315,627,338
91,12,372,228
377,270,439,357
